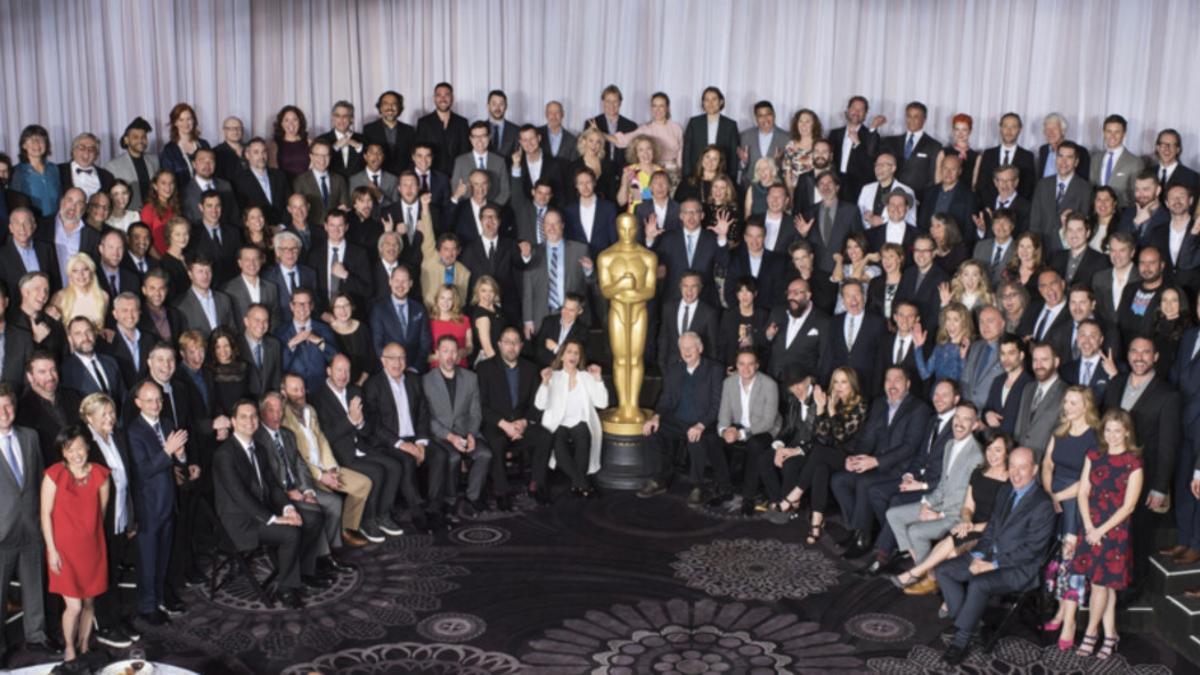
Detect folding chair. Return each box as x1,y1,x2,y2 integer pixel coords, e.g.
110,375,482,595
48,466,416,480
207,519,277,606
983,537,1062,653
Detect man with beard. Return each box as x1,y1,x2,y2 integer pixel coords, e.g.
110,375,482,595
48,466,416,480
362,90,416,175
60,317,125,404
1118,246,1170,346
1063,318,1117,403
917,154,974,230
415,82,471,176
975,112,1037,204
1116,172,1168,247
1013,342,1066,461
789,139,835,217
827,96,884,201
982,334,1032,435
856,153,916,230
792,171,861,274
1152,184,1200,294
765,278,829,382
17,353,80,467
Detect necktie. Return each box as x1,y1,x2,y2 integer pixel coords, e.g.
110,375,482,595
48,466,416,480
273,432,296,490
153,421,166,447
419,173,428,193
1002,149,1010,166
686,232,696,265
1161,167,1168,184
330,247,342,298
138,259,147,274
444,266,454,285
493,123,502,148
76,167,94,175
289,271,298,295
477,155,486,170
396,301,408,334
1031,385,1044,410
1103,152,1114,186
247,443,264,495
405,205,416,231
1071,323,1080,359
371,174,380,187
110,274,118,293
681,303,691,334
847,314,858,349
1080,359,1093,385
991,244,1003,267
1056,182,1066,204
320,174,330,206
904,134,915,160
894,338,907,364
3,435,21,489
821,205,833,243
548,246,561,310
487,239,495,261
254,342,263,368
163,386,177,427
1035,307,1051,340
91,359,109,394
211,227,222,247
536,207,547,244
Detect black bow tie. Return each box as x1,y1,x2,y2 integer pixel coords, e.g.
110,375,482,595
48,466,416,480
75,167,94,175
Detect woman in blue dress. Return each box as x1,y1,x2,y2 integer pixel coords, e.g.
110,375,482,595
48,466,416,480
912,302,975,383
10,124,61,218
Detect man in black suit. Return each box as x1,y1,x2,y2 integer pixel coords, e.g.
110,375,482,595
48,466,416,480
188,190,244,287
35,188,101,289
896,233,949,334
658,272,719,374
982,334,1032,435
60,317,125,403
123,222,158,282
460,203,521,326
95,229,140,308
233,138,291,226
634,171,681,242
681,86,740,176
16,354,79,467
1154,184,1200,294
180,149,239,226
510,125,564,199
1152,129,1200,205
917,154,974,230
362,91,416,175
314,100,366,178
58,132,114,199
1115,173,1169,248
765,278,829,382
529,293,587,368
650,197,728,306
415,82,470,176
974,165,1032,247
307,210,372,309
476,327,553,508
137,269,184,345
264,231,319,323
638,332,723,500
410,143,451,207
511,179,558,244
834,367,932,557
796,171,861,274
1050,212,1109,290
877,301,927,397
883,101,941,192
976,113,1038,204
722,218,787,309
1,208,59,295
827,95,883,202
936,446,1055,665
484,90,521,162
1061,319,1116,402
214,400,323,609
1036,113,1091,182
240,304,283,398
823,281,886,389
1029,269,1072,356
864,189,918,255
0,284,33,393
592,85,637,167
101,293,154,389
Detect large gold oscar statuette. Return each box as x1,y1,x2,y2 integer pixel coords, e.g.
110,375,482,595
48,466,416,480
597,212,657,435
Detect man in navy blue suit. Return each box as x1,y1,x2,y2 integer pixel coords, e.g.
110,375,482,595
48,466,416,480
274,287,339,393
60,317,125,405
127,379,190,625
822,281,886,389
563,167,617,258
370,264,431,371
937,446,1054,665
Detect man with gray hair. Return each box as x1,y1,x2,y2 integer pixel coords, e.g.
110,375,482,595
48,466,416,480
1036,113,1091,180
59,131,114,197
263,230,318,323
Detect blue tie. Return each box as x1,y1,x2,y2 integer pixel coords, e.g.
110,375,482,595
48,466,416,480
3,435,21,488
1055,182,1066,204
1103,152,1114,186
320,174,330,206
904,134,915,160
396,301,408,335
444,266,454,285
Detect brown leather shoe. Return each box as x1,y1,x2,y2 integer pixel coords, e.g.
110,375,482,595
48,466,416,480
1174,548,1200,566
904,576,940,596
341,529,369,547
1161,544,1189,557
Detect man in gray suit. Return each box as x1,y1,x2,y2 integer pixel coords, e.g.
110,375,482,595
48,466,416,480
710,349,782,515
174,256,237,337
349,143,398,210
223,246,282,329
521,208,595,334
886,403,982,565
180,148,239,226
1014,342,1067,461
240,304,283,399
1089,114,1145,208
736,101,788,188
0,384,50,664
1030,141,1092,254
105,117,160,210
539,101,580,162
422,336,492,518
972,208,1017,285
450,121,511,207
959,307,1006,408
293,140,351,227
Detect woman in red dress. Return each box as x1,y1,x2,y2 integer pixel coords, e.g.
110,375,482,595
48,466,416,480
1072,409,1143,660
139,169,180,256
40,424,110,666
428,284,472,367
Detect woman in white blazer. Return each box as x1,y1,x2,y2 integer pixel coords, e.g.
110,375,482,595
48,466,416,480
535,340,609,497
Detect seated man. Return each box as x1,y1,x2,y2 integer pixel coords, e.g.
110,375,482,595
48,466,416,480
709,349,781,516
212,399,324,610
423,336,493,518
638,332,723,502
884,403,982,588
936,446,1054,665
475,327,553,508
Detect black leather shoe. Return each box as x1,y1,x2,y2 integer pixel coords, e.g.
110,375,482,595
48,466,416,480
25,638,64,656
470,498,490,513
302,574,334,589
842,531,874,559
531,489,551,506
740,500,756,516
942,643,967,666
496,495,514,511
158,597,186,616
322,556,356,574
138,610,170,627
276,590,305,609
184,569,207,587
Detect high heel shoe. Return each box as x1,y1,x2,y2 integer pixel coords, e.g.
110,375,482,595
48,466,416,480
779,494,802,513
1057,637,1074,651
1041,619,1063,632
1076,633,1099,656
1096,635,1119,660
805,521,824,545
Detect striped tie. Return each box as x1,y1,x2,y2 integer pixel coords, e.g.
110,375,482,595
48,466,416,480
548,246,561,311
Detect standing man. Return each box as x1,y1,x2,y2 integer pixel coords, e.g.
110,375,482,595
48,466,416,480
415,82,471,176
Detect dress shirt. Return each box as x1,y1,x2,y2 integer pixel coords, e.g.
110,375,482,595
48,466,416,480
77,353,111,392
1034,301,1065,340
748,251,763,278
784,306,811,348
763,215,782,251
737,378,754,434
279,264,299,295
252,169,273,204
1,431,23,488
844,311,862,348
885,220,907,245
839,125,860,173
387,375,417,441
556,320,575,349
15,242,40,272
677,300,697,335
242,276,262,303
54,218,84,287
1169,222,1187,265
1101,147,1125,185
193,287,219,328
548,130,563,157
472,152,488,171
893,334,912,364
560,378,591,427
71,161,101,198
91,429,130,533
118,327,143,371
706,117,719,145
757,131,773,161
1078,355,1100,385
335,131,356,167
578,200,597,242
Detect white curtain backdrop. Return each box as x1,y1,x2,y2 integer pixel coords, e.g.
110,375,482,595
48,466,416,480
1,0,1195,166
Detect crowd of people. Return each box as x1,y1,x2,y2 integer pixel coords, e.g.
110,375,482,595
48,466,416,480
0,82,1198,670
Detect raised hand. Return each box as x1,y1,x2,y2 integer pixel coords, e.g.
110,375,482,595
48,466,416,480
793,213,814,236
912,323,927,347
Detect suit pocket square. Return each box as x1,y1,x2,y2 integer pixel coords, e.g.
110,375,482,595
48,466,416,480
807,328,819,336
916,152,928,158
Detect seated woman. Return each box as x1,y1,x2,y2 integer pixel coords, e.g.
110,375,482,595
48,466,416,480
776,366,869,544
1002,231,1045,303
158,216,194,304
41,425,111,668
535,340,609,498
758,367,817,513
913,302,975,383
889,430,1011,608
49,253,110,330
1042,385,1100,651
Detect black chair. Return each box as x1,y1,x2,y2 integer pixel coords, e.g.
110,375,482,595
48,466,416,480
207,519,277,607
983,537,1062,652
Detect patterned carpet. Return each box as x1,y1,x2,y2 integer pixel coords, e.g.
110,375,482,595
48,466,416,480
7,486,1189,674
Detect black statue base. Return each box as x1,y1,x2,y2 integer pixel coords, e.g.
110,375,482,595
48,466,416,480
594,431,652,490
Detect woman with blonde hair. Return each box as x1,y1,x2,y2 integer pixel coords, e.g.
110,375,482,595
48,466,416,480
567,126,618,201
428,284,471,366
159,216,193,304
49,252,109,329
913,302,976,382
1041,385,1101,650
939,259,995,312
743,157,779,218
616,135,664,213
466,275,505,363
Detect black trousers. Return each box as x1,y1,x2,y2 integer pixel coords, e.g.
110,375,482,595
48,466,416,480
95,527,136,629
708,432,773,498
787,443,844,513
167,486,203,591
344,453,401,520
649,418,719,485
379,441,444,515
252,515,321,591
552,423,591,489
758,450,807,503
484,424,553,494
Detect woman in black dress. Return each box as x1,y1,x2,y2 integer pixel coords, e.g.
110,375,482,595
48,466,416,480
159,217,193,305
674,144,725,205
1151,287,1191,377
566,127,619,202
241,206,277,268
466,276,506,365
716,277,769,367
207,327,248,417
328,293,375,386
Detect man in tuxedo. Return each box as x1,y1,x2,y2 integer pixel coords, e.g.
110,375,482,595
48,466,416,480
824,281,886,388
592,85,637,166
681,86,740,177
710,349,781,515
180,148,239,226
1090,114,1144,208
214,399,323,609
174,256,236,337
477,327,552,508
798,171,861,273
450,121,510,207
307,210,371,308
528,293,585,369
1030,141,1092,253
510,124,564,199
895,234,948,333
362,90,415,175
415,83,471,177
225,246,281,330
1062,319,1116,402
540,100,581,162
521,210,594,332
1013,343,1067,461
1115,172,1169,247
659,272,719,373
736,100,788,189
370,264,431,368
1050,212,1109,289
102,293,154,388
650,198,728,306
753,182,797,254
61,317,124,403
877,301,926,396
936,446,1055,665
857,153,916,230
485,90,521,161
294,140,350,227
233,138,291,226
982,334,1031,435
349,143,398,210
563,168,618,258
1029,269,1071,354
1152,129,1200,204
918,154,974,230
973,207,1017,286
765,278,829,381
104,116,159,210
263,231,318,323
59,132,114,198
722,218,787,309
0,384,53,664
213,117,247,182
1037,113,1091,180
827,96,885,201
1,208,58,295
188,190,243,287
424,337,492,518
834,366,932,556
460,203,521,326
883,101,940,192
639,332,723,500
976,112,1037,204
241,304,283,398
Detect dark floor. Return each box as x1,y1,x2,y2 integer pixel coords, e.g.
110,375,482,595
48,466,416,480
5,485,1192,674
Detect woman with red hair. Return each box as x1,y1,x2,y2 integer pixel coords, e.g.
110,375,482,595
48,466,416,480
936,113,977,186
160,102,210,185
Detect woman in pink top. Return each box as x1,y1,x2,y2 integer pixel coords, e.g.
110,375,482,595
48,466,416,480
598,92,684,179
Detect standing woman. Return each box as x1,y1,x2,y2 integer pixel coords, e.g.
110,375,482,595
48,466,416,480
743,158,779,219
466,276,505,364
10,124,61,219
428,285,472,367
703,174,742,246
1073,409,1144,660
160,103,211,186
675,145,725,205
567,127,618,202
139,169,180,256
717,277,770,367
600,92,684,181
241,206,277,267
105,180,140,233
270,105,312,181
868,243,906,320
535,340,609,497
1003,232,1045,302
1151,287,1191,377
937,114,978,187
940,259,995,313
1089,187,1120,252
41,425,111,667
780,109,822,192
158,217,193,304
